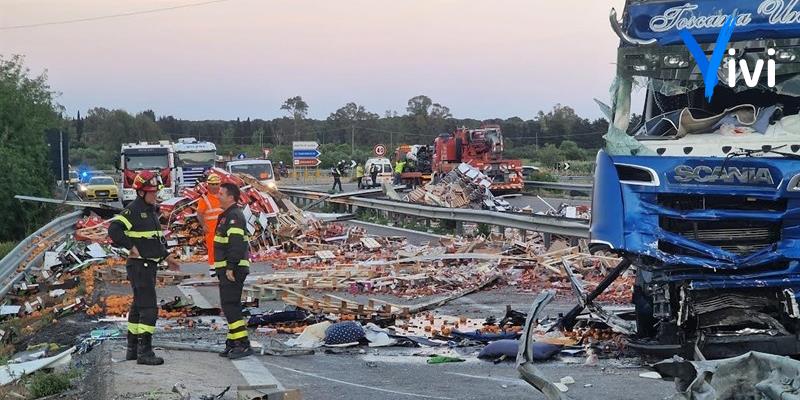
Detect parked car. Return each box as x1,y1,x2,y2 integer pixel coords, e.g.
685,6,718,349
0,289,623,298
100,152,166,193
78,176,119,201
521,165,541,180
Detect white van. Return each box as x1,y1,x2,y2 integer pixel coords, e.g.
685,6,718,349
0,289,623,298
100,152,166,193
364,157,394,187
226,159,276,189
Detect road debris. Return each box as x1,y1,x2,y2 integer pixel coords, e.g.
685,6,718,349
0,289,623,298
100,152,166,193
402,163,512,211
653,351,800,400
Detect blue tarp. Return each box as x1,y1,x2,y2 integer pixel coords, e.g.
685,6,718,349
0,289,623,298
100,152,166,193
626,0,800,45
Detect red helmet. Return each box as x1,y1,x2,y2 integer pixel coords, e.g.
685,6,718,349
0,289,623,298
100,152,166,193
132,171,160,192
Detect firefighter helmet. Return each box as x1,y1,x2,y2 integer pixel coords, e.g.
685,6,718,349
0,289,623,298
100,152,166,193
207,174,221,184
132,171,160,192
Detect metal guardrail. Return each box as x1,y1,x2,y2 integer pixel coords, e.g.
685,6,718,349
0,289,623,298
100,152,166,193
281,189,590,238
0,211,82,298
523,180,593,193
558,175,593,181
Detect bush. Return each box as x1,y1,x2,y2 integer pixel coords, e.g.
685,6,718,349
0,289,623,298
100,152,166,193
530,170,558,182
27,371,72,398
0,242,16,260
476,223,492,237
532,144,563,168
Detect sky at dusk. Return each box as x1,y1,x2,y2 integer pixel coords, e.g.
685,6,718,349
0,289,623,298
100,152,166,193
0,0,628,121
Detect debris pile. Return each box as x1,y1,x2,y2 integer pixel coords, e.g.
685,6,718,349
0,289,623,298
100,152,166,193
163,167,281,258
517,246,633,304
403,163,511,211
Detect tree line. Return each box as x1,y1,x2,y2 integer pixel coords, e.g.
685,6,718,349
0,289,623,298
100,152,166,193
70,95,608,169
0,55,608,242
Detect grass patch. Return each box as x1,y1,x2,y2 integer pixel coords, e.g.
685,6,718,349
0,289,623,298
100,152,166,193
0,242,18,260
26,370,74,399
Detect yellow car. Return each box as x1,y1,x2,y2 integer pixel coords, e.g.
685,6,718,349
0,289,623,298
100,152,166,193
78,176,119,201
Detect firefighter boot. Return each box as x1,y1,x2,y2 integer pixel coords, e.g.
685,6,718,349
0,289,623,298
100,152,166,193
227,339,253,360
218,339,233,358
125,332,138,361
137,333,164,365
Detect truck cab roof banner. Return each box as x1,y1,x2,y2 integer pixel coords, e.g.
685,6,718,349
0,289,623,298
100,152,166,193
626,0,800,45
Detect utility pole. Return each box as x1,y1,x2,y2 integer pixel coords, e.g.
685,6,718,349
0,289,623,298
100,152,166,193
351,125,355,155
60,130,67,201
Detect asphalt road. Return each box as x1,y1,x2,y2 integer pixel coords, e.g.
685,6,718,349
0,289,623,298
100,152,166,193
149,261,675,400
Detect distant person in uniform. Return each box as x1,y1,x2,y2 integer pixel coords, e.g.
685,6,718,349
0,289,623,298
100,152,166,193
369,163,380,188
197,173,224,277
331,162,343,193
355,162,365,189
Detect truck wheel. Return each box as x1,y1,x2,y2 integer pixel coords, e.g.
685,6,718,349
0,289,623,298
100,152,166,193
588,243,612,257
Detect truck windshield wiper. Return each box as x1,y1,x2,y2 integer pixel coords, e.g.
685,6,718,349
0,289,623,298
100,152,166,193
725,145,800,161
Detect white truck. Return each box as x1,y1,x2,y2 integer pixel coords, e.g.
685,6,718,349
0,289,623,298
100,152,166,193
226,159,276,189
172,138,217,189
120,141,176,203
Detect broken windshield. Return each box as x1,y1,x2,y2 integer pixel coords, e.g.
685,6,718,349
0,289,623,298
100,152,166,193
634,82,800,138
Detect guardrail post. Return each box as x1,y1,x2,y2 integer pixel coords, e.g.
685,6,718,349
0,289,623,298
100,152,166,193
543,233,552,249
455,221,464,236
518,228,526,241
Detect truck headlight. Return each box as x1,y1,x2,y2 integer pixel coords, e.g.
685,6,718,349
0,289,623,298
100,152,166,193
787,174,800,191
78,185,87,192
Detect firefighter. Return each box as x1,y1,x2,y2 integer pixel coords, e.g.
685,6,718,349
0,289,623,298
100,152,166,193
214,182,253,359
355,162,365,189
109,171,179,365
197,173,224,277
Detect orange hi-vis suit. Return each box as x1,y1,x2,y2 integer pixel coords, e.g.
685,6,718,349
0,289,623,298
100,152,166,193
197,193,223,265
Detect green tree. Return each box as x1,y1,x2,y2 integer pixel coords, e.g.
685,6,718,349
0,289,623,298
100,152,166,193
0,55,60,241
280,96,309,141
534,144,563,168
536,104,581,144
559,140,586,160
405,95,452,138
327,102,379,153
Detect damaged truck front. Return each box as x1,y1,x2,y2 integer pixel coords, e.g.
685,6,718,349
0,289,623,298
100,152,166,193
592,0,800,357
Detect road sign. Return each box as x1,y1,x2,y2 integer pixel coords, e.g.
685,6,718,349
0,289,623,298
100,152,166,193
293,149,321,158
293,158,321,167
237,153,246,160
293,141,319,151
350,160,357,168
374,144,386,157
292,141,321,168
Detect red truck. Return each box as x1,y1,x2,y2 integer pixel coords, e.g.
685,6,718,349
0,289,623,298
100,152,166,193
431,125,523,193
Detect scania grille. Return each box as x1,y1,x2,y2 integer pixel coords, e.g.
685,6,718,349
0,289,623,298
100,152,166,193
659,217,780,256
657,194,786,212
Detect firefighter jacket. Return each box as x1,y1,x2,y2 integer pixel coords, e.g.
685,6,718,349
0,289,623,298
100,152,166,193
212,205,251,272
108,197,168,261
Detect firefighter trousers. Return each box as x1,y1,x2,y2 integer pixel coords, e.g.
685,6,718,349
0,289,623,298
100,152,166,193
126,259,159,336
218,267,249,341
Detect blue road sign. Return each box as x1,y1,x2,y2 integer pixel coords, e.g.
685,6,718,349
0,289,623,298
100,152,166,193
293,149,321,158
237,153,247,159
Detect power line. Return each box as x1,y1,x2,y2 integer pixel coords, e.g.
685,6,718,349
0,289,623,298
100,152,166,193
0,0,232,31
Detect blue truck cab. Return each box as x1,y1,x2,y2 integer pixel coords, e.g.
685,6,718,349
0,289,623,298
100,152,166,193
594,0,800,356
